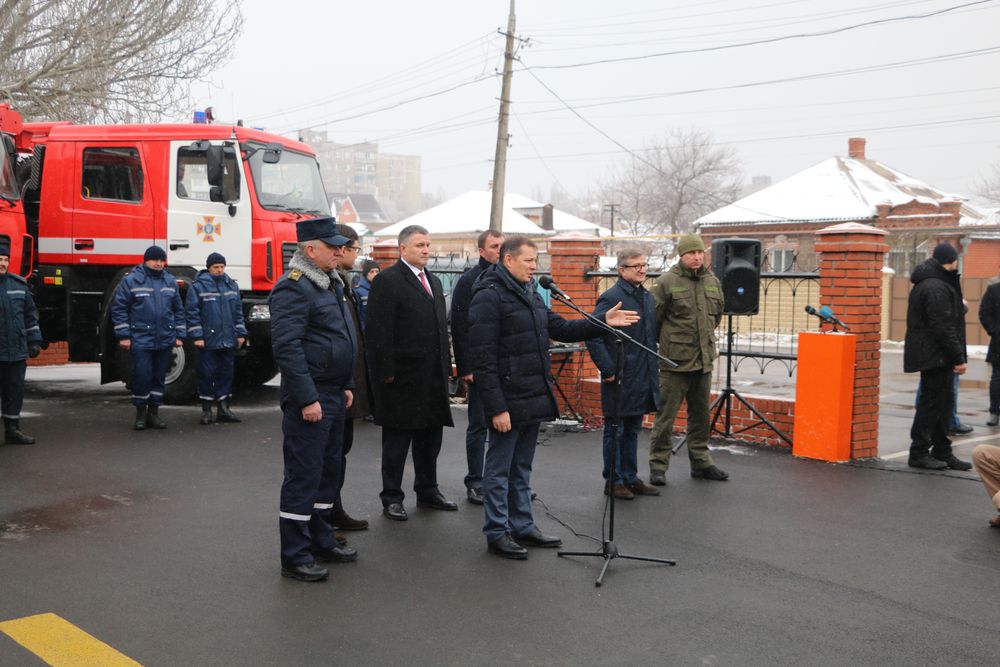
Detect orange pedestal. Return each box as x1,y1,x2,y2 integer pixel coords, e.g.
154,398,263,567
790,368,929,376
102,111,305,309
793,332,856,462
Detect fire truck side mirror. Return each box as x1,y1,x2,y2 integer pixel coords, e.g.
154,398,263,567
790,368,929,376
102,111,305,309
206,146,225,188
262,142,283,164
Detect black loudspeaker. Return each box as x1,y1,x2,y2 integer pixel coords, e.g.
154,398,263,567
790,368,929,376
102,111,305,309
711,238,761,315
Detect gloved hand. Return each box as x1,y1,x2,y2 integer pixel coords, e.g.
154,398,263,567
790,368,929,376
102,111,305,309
28,345,41,358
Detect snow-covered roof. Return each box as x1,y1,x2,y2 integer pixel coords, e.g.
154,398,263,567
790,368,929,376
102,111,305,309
502,193,610,236
697,155,984,227
373,190,550,237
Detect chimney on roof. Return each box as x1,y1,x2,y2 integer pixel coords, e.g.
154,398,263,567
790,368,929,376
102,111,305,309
848,137,866,159
542,204,554,231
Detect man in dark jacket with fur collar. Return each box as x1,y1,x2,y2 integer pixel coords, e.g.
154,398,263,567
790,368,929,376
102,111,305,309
469,236,639,560
269,217,358,582
904,242,972,471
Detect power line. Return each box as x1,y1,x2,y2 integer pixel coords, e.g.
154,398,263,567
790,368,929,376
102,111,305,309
527,0,996,70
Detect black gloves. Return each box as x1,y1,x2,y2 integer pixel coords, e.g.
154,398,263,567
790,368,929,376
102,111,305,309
28,345,41,358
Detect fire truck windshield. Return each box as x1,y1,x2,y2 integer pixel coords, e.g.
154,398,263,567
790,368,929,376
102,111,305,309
248,147,330,216
0,148,19,202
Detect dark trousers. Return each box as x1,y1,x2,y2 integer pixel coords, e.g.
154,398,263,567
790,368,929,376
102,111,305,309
379,426,443,506
910,366,954,461
333,419,355,513
990,363,1000,415
464,381,488,491
603,415,641,486
197,348,235,401
279,392,346,567
482,421,541,544
131,348,171,406
915,372,961,429
0,360,27,419
649,370,715,472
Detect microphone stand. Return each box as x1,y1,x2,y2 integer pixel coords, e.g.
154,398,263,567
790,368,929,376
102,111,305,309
550,291,679,587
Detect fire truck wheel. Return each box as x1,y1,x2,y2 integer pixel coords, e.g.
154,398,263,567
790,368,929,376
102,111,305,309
116,341,198,404
234,345,278,388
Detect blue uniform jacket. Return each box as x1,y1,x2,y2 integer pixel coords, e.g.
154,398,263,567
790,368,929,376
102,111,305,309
269,260,356,411
0,272,42,362
111,264,186,350
354,276,372,332
586,277,660,417
184,270,248,350
469,264,600,427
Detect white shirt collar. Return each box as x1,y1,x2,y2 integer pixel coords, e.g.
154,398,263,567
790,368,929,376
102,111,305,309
400,258,426,278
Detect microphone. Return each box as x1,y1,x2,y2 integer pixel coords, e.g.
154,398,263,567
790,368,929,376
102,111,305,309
538,275,572,301
804,304,850,331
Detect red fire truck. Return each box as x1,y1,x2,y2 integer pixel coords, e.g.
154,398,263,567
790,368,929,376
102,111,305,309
0,104,330,401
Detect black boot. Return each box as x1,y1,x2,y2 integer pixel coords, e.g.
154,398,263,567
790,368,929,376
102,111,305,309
146,405,167,429
3,418,35,445
200,400,215,425
216,398,241,423
134,405,148,431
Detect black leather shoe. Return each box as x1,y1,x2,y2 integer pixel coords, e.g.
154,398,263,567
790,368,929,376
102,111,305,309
488,534,528,560
216,398,241,423
383,503,408,521
908,456,948,470
515,527,562,548
3,419,35,445
133,405,148,431
281,562,329,582
933,454,973,471
332,509,369,531
649,470,667,486
199,400,214,425
466,487,484,505
314,544,358,563
417,492,458,511
988,413,1000,427
948,423,973,435
691,465,729,481
146,406,167,430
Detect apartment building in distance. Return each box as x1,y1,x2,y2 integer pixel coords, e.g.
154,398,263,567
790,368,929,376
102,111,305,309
297,128,421,219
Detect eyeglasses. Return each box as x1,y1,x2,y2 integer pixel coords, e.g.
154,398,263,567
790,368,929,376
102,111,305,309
344,245,361,252
621,263,647,270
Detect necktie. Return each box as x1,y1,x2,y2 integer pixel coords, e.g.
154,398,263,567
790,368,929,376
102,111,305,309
418,271,432,296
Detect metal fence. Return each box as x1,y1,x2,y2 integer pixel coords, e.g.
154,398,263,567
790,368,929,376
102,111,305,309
588,261,820,379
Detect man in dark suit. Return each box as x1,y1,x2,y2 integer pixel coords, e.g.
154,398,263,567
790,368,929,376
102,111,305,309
450,229,504,505
366,224,456,521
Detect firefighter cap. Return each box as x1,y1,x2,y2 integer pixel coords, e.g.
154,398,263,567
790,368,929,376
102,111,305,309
296,217,350,247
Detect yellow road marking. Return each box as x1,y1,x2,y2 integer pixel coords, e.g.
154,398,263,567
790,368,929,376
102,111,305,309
0,613,142,666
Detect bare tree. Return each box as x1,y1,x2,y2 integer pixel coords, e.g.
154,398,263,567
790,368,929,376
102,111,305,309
977,162,1000,205
0,0,243,123
594,128,742,251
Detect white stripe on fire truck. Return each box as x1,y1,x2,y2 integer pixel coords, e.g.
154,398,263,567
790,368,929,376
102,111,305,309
38,238,163,255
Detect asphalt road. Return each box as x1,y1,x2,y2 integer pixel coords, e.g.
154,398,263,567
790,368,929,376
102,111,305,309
1,365,998,666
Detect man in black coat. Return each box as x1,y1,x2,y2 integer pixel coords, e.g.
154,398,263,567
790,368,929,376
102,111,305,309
269,217,358,582
586,249,661,500
366,224,456,521
904,242,972,471
978,276,1000,426
469,236,639,559
0,241,42,445
450,229,504,505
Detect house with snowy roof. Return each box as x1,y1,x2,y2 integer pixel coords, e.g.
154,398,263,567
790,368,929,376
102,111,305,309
694,138,994,276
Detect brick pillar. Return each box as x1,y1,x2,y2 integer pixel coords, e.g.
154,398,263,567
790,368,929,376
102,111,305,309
547,233,603,419
814,222,889,460
371,239,399,269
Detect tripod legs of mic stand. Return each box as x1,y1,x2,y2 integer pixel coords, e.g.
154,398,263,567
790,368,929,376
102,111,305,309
558,541,676,588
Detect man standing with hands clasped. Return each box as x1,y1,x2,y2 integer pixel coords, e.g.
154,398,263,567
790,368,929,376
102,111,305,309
469,236,640,560
270,217,358,582
185,252,247,425
648,234,729,484
904,242,972,471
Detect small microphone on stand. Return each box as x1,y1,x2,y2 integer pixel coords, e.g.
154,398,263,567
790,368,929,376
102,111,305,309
538,275,572,301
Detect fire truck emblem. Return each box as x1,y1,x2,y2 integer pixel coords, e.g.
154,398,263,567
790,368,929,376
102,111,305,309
197,216,222,242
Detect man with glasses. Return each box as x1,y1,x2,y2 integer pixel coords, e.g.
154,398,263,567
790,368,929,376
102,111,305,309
586,250,661,500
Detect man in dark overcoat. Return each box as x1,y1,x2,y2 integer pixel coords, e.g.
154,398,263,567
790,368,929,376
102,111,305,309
469,236,639,559
904,242,972,471
978,275,1000,426
366,224,456,521
586,249,661,500
450,229,504,505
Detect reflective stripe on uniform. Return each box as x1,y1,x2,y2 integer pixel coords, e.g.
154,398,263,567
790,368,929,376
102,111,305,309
279,511,311,521
313,503,334,510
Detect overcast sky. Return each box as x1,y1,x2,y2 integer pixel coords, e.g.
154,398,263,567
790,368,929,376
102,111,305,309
191,0,1000,207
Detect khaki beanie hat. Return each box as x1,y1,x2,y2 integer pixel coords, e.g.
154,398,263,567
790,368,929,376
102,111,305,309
676,234,705,256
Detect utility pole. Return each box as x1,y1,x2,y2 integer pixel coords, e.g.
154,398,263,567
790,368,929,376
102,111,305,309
603,203,619,237
489,0,516,231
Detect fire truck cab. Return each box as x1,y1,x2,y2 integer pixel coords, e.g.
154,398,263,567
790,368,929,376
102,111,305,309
2,106,329,401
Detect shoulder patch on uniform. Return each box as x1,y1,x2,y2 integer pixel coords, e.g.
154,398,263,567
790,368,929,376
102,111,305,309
289,269,302,281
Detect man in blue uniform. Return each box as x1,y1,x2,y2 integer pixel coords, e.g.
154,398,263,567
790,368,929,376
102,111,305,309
185,252,248,425
270,217,358,582
0,242,42,445
111,245,185,430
